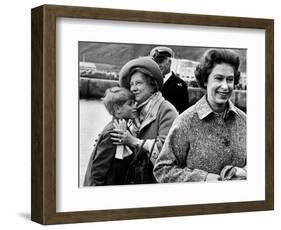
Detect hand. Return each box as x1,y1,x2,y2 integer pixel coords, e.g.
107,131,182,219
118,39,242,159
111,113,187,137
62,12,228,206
113,119,127,132
234,166,247,178
206,173,220,181
220,165,247,180
220,165,236,180
110,129,139,148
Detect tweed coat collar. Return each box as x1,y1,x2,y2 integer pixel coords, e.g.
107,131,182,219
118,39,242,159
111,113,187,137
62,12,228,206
196,95,239,121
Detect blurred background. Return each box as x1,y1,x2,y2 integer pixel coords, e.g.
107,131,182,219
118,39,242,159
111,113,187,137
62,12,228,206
79,42,247,97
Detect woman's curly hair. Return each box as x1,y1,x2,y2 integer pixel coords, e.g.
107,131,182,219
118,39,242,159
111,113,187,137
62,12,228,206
194,48,241,89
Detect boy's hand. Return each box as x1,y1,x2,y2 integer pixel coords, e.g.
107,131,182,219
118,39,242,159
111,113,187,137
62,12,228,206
113,119,127,132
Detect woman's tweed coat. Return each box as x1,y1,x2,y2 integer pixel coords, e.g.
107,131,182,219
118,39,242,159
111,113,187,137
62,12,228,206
154,95,247,182
137,93,178,166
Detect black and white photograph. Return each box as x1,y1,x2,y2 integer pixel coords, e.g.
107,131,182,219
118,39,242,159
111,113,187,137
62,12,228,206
79,42,247,187
30,4,274,225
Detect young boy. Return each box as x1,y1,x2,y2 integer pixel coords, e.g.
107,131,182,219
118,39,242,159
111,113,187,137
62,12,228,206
83,87,139,186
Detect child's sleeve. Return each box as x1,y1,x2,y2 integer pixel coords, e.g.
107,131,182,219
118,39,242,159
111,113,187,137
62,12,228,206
85,132,116,186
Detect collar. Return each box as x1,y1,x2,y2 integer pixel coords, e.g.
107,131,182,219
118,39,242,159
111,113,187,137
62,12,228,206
163,71,173,83
196,95,239,121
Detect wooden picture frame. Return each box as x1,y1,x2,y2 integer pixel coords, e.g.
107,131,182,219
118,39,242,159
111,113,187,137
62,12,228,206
31,4,274,225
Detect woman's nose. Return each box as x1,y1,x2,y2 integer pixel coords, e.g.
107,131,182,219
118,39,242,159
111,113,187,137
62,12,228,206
221,79,228,89
130,84,136,91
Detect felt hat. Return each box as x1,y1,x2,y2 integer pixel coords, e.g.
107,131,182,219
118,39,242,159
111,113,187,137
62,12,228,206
119,56,163,90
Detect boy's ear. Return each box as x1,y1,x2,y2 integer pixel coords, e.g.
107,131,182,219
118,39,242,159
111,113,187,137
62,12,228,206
113,104,121,116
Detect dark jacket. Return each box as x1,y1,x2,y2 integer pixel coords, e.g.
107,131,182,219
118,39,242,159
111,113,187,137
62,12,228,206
83,120,133,186
161,72,189,114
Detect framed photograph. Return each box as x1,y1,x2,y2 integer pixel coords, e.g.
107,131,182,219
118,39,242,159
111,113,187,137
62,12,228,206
31,4,274,225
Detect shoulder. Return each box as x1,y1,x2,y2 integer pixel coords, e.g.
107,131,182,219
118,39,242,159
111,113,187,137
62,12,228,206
156,99,179,122
180,103,197,118
171,72,187,86
99,121,114,138
234,106,247,123
172,103,198,127
159,99,178,114
165,104,198,141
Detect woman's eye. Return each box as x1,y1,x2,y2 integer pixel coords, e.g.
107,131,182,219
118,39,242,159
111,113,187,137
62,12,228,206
227,77,234,82
130,81,141,86
215,76,223,81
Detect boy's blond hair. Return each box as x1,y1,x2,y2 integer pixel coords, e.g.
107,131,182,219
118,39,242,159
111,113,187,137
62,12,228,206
103,87,134,116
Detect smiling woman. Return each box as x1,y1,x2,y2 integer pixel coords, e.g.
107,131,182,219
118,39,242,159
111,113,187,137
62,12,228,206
199,48,241,113
154,48,247,183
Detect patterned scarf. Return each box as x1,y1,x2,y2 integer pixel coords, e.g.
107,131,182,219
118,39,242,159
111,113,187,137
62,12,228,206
137,92,162,123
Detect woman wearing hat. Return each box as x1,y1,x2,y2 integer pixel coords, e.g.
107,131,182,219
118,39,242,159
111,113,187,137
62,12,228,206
154,48,247,182
111,56,178,183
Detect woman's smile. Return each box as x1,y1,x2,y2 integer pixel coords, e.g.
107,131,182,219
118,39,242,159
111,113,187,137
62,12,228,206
133,92,140,98
216,91,230,98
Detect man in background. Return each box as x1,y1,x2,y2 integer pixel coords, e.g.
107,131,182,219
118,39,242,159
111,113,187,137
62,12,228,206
150,46,189,114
